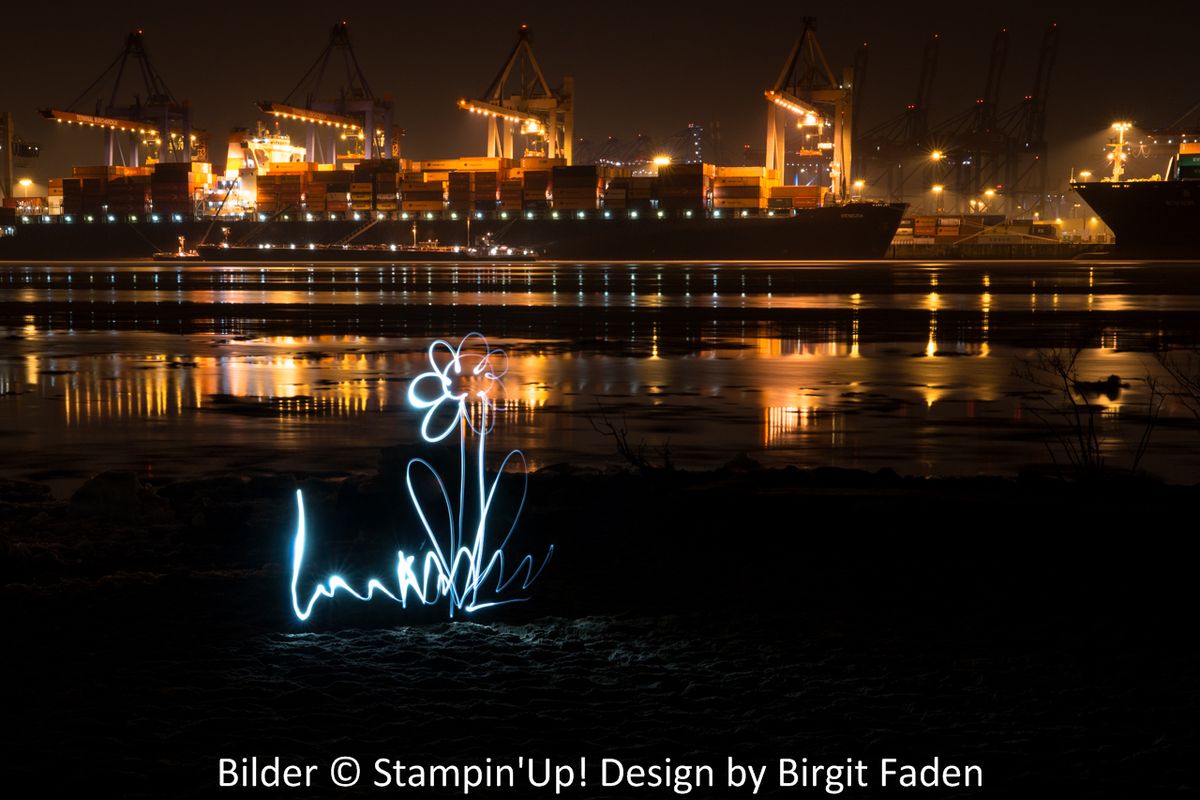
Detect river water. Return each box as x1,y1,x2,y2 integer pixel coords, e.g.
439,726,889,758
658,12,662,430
2,259,1200,490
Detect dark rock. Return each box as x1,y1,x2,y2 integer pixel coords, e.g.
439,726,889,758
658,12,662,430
69,471,171,524
722,452,763,473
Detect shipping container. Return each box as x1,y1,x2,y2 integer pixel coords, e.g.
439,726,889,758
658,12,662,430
401,201,444,212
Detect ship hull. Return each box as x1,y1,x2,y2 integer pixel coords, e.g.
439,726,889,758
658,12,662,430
0,203,904,262
1073,181,1200,257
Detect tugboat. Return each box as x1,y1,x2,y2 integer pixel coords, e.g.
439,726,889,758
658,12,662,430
152,235,201,260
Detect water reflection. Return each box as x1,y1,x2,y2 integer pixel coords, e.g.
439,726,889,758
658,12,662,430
2,260,1200,486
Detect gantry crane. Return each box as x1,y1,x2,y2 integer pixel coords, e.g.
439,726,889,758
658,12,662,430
39,29,204,166
932,28,1011,207
857,32,941,201
257,21,396,163
458,25,574,164
763,18,855,198
994,23,1060,215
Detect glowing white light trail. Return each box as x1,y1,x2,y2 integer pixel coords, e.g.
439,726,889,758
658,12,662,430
290,334,552,620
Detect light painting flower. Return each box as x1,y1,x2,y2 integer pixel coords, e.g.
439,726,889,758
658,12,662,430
407,333,508,442
290,332,551,621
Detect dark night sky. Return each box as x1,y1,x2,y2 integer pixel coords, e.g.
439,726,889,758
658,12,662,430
4,0,1197,189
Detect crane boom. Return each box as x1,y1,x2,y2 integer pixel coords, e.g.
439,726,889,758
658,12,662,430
41,109,161,136
456,98,545,127
256,102,362,131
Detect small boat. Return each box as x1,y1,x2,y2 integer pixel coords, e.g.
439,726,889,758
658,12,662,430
152,235,202,260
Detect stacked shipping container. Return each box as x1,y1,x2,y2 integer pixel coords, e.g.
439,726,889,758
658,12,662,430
401,172,445,213
655,163,714,212
151,162,210,217
551,165,600,210
39,155,840,220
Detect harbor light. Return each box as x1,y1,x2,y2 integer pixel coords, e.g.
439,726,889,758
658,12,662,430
931,150,944,161
1109,121,1134,180
653,155,671,166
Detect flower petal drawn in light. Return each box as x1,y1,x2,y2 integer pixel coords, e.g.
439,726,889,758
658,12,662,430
407,333,508,442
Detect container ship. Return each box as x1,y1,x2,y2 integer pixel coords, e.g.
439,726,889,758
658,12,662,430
0,24,905,262
1072,141,1200,257
1,151,903,262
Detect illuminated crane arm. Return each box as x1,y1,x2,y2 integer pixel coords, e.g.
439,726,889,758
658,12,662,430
763,91,827,125
457,98,546,129
41,108,160,136
257,102,363,132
